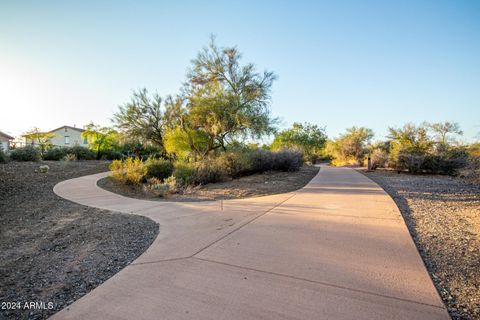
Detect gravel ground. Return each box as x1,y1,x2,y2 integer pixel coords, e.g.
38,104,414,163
98,166,320,201
0,161,159,320
361,169,480,320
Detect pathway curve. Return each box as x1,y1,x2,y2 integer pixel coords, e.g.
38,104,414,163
51,166,449,319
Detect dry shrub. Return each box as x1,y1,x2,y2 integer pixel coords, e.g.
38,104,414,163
109,157,146,185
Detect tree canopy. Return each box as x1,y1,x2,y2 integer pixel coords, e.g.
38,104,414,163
81,123,117,159
271,122,327,162
113,88,165,148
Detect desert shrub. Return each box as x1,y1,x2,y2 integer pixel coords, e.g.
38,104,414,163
173,162,195,186
68,146,95,160
100,150,123,160
109,157,146,185
145,158,174,180
0,148,7,163
10,146,41,161
123,157,147,184
110,159,124,182
192,160,226,185
163,175,179,194
460,155,480,183
248,149,274,173
326,127,374,166
369,148,389,169
272,149,304,172
43,147,69,160
396,152,467,175
63,153,77,161
217,151,252,177
143,177,169,197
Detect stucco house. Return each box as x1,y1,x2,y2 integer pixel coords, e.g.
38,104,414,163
0,130,14,151
25,125,90,147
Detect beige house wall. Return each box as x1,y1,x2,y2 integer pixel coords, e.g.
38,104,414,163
25,126,90,147
49,127,88,147
0,136,10,151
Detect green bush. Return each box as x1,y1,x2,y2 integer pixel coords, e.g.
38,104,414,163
173,162,195,186
192,160,226,185
43,147,69,160
109,157,147,185
10,146,41,161
217,151,251,177
396,152,467,175
68,146,96,160
100,150,123,160
272,149,304,172
0,148,7,163
145,158,174,180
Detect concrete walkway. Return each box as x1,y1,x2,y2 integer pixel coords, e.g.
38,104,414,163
51,166,449,320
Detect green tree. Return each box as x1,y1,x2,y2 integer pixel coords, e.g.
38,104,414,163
428,121,463,153
81,123,117,159
387,123,433,164
271,122,327,162
113,88,165,148
23,127,54,153
165,38,277,159
326,127,374,166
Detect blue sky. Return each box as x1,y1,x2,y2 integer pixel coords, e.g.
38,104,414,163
1,0,479,142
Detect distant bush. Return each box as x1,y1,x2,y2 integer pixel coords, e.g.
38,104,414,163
100,150,123,160
192,160,226,185
68,146,96,160
43,147,69,161
248,149,274,173
109,157,147,185
396,151,467,175
369,148,389,170
63,153,77,161
145,158,174,180
0,148,7,163
217,151,251,178
143,177,170,197
272,149,304,172
172,162,195,186
460,155,480,183
10,146,41,161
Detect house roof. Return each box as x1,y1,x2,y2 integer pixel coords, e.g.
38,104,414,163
49,125,85,133
0,130,14,140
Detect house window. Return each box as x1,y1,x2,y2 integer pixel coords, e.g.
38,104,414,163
83,136,88,144
65,136,70,144
65,127,68,132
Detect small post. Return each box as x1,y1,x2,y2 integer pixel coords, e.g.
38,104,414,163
221,199,223,211
367,154,372,171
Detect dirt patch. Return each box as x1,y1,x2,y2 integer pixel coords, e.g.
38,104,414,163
0,161,159,320
361,169,480,320
98,165,320,201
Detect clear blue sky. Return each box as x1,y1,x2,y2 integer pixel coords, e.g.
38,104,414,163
1,0,479,142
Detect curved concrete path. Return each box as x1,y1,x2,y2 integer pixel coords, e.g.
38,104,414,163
51,166,449,320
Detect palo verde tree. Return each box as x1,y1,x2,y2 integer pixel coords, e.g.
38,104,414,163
271,122,327,163
164,37,278,159
23,127,54,153
428,121,463,153
326,126,374,166
81,123,117,159
113,88,165,148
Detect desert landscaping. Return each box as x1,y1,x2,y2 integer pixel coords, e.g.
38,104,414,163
1,1,479,319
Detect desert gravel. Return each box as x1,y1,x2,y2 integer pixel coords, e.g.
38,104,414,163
362,170,480,320
0,161,158,320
